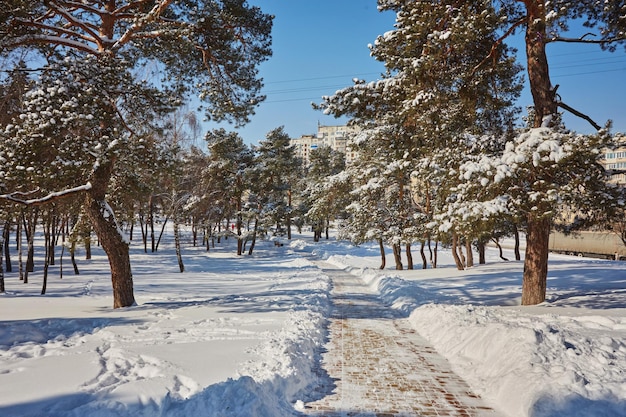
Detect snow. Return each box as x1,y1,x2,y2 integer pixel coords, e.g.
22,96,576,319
1,231,625,417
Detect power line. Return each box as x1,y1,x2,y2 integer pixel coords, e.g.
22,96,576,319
264,72,381,85
552,67,626,78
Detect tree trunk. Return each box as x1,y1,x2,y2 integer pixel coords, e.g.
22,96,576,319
378,238,386,269
433,240,438,269
70,239,80,275
23,210,36,273
522,216,551,305
525,2,556,128
286,190,292,240
84,230,92,260
465,238,474,268
149,195,156,252
325,218,329,240
451,233,464,270
520,2,556,305
0,231,4,293
457,240,466,269
248,218,258,256
139,212,148,253
41,217,50,295
237,199,243,256
491,237,509,261
477,238,486,265
155,215,168,252
420,240,427,269
405,243,413,270
174,220,184,273
3,221,11,273
85,158,135,309
18,215,24,282
514,225,521,261
392,243,403,270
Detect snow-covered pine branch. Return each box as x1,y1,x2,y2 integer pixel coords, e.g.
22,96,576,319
0,183,92,206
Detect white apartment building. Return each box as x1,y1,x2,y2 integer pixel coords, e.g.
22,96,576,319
602,133,626,184
291,124,360,166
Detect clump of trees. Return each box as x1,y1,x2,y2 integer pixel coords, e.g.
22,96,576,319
0,0,273,307
316,0,625,304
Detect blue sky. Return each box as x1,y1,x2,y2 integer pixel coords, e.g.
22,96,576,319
207,1,626,145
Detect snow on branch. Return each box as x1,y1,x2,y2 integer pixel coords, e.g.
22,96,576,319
113,0,174,49
6,34,100,55
0,183,92,206
471,17,526,77
549,33,626,45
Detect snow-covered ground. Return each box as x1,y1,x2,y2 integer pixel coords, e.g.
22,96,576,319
1,231,625,417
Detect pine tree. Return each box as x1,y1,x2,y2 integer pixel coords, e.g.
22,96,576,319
204,129,254,255
303,146,347,241
252,127,302,240
319,1,522,271
493,1,625,304
0,1,272,307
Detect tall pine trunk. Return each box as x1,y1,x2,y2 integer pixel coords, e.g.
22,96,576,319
420,240,427,269
378,238,386,270
405,243,413,270
465,239,473,268
451,233,464,270
85,158,135,308
3,221,11,273
522,215,550,305
236,199,243,256
392,243,403,270
522,2,557,305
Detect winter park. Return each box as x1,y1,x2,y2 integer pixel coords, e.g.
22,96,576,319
1,1,626,417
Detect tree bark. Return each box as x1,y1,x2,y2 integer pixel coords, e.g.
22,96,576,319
477,240,485,265
173,220,184,273
420,240,427,269
0,231,4,293
525,2,557,128
451,233,464,270
237,198,243,256
85,158,135,308
378,238,386,269
521,1,556,305
465,238,474,268
514,225,521,261
3,220,11,273
392,243,403,270
41,217,50,295
405,243,414,270
70,239,80,275
492,237,509,261
522,215,550,305
248,217,258,255
286,189,292,240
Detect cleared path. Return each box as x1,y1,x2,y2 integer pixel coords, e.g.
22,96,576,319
304,261,501,417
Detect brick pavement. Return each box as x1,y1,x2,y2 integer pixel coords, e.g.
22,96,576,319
303,262,501,417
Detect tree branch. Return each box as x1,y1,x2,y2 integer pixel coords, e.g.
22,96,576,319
44,0,106,50
549,34,626,45
471,16,526,77
6,34,100,55
0,183,92,206
113,0,174,49
556,101,601,131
